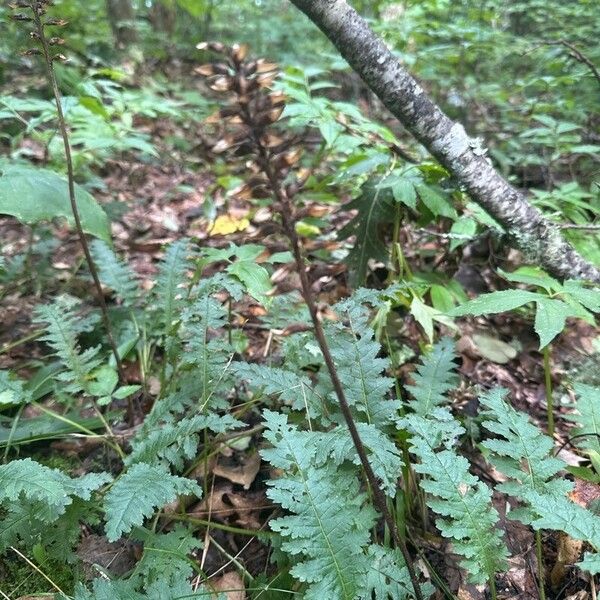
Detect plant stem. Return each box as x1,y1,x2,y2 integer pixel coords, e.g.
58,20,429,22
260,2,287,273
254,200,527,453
252,140,423,600
543,345,554,438
536,529,547,600
489,575,497,600
0,328,44,356
31,5,126,388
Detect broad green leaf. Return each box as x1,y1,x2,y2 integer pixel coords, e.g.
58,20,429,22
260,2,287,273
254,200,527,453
392,178,417,209
534,298,575,348
562,281,600,312
0,166,110,242
411,297,434,342
228,261,272,305
88,366,119,398
112,385,141,400
449,217,477,251
500,267,560,293
415,184,457,219
430,284,455,312
450,290,544,317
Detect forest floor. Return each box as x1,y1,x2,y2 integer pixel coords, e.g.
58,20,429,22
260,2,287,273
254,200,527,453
1,75,599,600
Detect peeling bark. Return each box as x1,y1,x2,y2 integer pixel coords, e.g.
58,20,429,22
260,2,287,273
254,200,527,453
289,0,600,282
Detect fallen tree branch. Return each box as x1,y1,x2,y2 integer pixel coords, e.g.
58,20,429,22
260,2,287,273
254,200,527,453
289,0,600,283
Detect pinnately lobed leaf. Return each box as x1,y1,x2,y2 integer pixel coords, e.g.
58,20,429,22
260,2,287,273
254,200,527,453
90,240,141,307
104,463,201,541
0,458,110,515
405,336,458,415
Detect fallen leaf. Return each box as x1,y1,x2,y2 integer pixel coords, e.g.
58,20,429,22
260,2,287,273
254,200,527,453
210,214,250,236
210,571,246,599
550,532,583,589
214,452,261,490
472,333,518,364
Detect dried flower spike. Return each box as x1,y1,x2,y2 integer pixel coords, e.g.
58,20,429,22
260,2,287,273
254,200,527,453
10,13,33,21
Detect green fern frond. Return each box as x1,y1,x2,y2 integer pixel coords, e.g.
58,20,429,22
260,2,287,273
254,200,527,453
1,499,95,561
517,490,600,575
233,361,321,417
126,413,241,470
262,410,377,600
325,295,399,427
180,292,232,405
90,239,140,307
402,411,508,584
153,238,194,335
522,491,600,549
405,337,458,415
480,388,572,506
0,458,110,517
568,383,600,455
0,370,31,405
362,545,431,599
480,388,600,574
579,552,600,575
104,463,201,541
132,525,202,587
0,459,110,557
314,423,403,496
33,295,103,395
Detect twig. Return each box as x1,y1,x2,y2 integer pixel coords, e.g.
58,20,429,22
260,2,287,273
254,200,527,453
30,4,127,389
538,39,600,89
251,133,424,600
559,223,600,231
10,546,66,596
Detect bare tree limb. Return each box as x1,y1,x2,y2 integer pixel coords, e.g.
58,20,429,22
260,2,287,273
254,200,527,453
289,0,600,283
538,39,600,88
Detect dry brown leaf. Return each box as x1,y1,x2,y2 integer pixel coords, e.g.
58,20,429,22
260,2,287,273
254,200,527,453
550,532,584,589
214,452,261,490
210,571,246,599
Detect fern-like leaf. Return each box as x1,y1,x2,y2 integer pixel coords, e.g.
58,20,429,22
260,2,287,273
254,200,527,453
0,459,110,557
153,238,193,335
568,383,600,455
180,291,232,405
126,413,241,470
361,545,430,599
313,423,403,496
104,463,201,541
0,370,31,405
262,410,377,600
90,239,140,307
33,295,103,395
0,458,109,516
405,337,458,415
325,295,399,427
401,411,508,584
480,387,572,508
480,387,600,573
132,525,202,587
233,362,321,417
